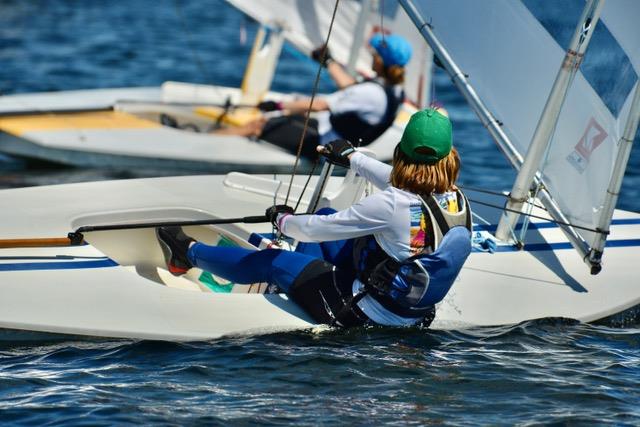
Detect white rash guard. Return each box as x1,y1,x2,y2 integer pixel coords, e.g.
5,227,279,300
280,151,461,326
316,80,403,145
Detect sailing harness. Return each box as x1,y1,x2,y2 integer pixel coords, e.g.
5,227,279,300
329,80,405,146
351,190,473,320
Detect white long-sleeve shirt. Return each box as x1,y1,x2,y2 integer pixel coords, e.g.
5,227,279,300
280,152,460,325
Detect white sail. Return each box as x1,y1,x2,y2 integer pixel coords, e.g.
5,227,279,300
529,0,639,249
226,0,432,107
399,0,639,259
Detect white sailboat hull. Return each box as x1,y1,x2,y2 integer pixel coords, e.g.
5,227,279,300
1,174,639,341
0,83,411,172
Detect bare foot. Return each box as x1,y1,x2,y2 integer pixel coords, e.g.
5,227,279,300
243,117,267,137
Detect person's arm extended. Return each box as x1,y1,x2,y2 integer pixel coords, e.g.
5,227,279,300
326,61,356,89
349,151,393,190
318,140,392,189
310,45,356,89
280,190,394,242
280,98,329,115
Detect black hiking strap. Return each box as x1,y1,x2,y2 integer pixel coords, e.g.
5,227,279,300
425,196,451,236
459,191,473,230
332,290,370,327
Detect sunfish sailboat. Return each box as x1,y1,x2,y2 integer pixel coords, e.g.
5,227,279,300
0,0,432,173
1,0,639,342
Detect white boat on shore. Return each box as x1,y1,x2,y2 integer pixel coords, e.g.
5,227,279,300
1,0,639,342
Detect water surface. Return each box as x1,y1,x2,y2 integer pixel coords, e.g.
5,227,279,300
0,1,639,425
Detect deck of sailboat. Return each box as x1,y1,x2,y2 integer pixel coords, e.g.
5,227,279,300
0,86,303,173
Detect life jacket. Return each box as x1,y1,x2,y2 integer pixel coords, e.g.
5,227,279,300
352,190,472,319
329,80,404,146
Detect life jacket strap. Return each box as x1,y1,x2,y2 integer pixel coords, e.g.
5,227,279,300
331,290,370,327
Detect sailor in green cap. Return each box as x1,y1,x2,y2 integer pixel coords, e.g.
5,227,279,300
157,107,472,328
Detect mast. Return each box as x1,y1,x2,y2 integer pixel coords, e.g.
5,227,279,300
588,82,640,268
398,0,598,270
495,0,604,242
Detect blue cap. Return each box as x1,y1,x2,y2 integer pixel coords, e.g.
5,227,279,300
369,33,412,67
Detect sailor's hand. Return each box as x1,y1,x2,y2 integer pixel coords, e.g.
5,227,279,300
257,100,283,112
311,44,333,67
265,204,294,229
317,139,356,168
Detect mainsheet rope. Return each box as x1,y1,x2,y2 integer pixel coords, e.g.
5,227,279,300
466,197,608,235
283,0,341,208
458,185,604,233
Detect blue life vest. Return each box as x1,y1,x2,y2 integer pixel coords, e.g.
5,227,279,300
352,191,472,319
329,80,404,145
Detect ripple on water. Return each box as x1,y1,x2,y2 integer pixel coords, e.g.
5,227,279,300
0,323,639,424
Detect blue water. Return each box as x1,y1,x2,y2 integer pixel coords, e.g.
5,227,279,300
1,1,640,425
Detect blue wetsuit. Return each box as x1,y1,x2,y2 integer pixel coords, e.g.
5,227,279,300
187,208,367,327
188,209,352,294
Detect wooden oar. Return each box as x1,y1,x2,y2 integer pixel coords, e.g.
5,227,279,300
0,215,270,249
0,237,82,249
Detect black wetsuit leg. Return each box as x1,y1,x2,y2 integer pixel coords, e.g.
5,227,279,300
259,114,320,160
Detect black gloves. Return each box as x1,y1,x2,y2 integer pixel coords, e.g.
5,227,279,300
319,139,356,168
310,44,333,67
257,100,282,112
265,205,294,229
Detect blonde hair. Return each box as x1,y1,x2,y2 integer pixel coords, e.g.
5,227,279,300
390,146,460,195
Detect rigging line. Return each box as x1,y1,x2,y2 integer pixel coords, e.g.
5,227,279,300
283,0,341,207
468,198,607,235
458,185,547,211
458,185,507,198
293,160,320,212
471,211,492,226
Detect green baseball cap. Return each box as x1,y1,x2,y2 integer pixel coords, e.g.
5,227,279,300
399,108,452,164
